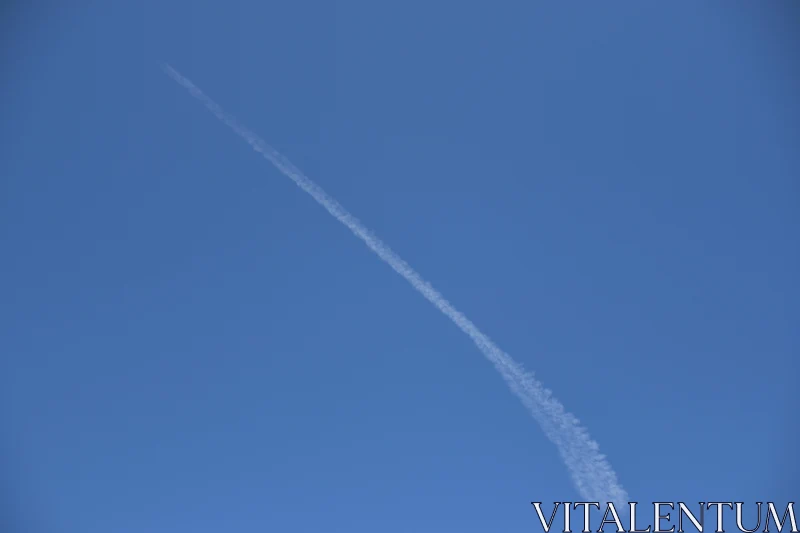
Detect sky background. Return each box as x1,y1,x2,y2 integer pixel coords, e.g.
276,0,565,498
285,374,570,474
1,2,798,532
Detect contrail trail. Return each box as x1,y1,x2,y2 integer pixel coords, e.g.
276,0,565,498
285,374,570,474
161,63,628,507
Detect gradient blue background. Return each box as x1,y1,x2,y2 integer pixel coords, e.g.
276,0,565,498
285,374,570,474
2,2,797,532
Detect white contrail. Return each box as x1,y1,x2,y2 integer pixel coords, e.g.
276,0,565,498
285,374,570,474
161,63,629,507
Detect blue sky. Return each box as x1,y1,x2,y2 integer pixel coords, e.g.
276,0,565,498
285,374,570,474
2,2,798,532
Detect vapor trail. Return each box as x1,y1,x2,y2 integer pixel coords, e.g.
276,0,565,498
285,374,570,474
161,63,628,507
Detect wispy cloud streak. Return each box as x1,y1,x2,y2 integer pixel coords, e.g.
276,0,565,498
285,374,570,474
161,63,628,506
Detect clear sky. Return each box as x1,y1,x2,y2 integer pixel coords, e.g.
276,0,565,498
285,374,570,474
2,2,798,532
